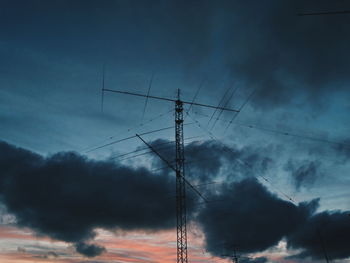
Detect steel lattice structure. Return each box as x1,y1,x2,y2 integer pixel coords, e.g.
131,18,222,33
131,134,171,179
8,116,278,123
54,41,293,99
175,95,188,263
102,87,239,263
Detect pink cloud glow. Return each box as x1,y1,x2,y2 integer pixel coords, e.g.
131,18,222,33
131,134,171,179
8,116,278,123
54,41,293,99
0,225,231,263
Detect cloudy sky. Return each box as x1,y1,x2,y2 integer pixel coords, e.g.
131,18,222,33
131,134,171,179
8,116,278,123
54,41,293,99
0,1,350,263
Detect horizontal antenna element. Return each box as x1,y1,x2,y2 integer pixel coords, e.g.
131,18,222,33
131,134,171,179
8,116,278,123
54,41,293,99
103,88,240,112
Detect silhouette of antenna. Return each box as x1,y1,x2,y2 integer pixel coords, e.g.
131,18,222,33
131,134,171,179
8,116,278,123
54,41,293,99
103,88,240,112
103,87,240,263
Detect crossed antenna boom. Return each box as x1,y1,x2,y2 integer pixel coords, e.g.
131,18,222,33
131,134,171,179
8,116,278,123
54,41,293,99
103,88,240,112
103,87,240,263
136,134,208,203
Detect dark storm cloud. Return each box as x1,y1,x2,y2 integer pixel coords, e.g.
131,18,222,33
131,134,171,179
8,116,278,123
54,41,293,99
1,140,349,260
0,138,275,258
197,178,318,255
149,139,273,183
207,0,350,109
0,140,186,257
197,178,350,260
148,139,230,181
287,210,350,260
184,141,274,185
284,160,322,190
2,0,349,110
0,138,272,258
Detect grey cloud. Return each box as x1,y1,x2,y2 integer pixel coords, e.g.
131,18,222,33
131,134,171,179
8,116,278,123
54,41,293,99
220,0,350,109
287,210,350,260
197,178,318,256
197,177,350,261
284,160,322,190
0,140,185,257
149,139,274,184
1,140,349,260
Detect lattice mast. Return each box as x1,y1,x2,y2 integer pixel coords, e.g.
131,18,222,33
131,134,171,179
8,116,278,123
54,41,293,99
102,87,239,263
175,90,188,263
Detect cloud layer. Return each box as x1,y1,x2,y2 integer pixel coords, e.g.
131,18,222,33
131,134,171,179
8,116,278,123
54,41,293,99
0,141,180,256
0,140,349,261
197,178,318,255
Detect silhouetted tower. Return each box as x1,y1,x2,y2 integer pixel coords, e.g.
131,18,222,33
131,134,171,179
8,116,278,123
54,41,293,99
232,247,239,263
102,87,239,263
175,90,188,263
222,245,239,263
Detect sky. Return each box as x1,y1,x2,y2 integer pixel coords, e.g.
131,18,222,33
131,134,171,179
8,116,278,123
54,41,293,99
0,0,350,262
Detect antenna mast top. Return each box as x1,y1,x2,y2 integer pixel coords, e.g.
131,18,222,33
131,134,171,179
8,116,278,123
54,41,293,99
103,88,240,112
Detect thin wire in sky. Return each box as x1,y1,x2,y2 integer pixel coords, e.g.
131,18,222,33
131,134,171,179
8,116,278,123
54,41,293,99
224,88,256,133
141,72,155,120
186,111,297,204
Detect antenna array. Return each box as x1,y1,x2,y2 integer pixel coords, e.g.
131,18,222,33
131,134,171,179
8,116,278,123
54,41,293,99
102,87,239,263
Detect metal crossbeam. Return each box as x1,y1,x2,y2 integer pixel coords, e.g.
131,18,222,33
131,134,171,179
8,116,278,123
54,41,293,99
103,88,240,112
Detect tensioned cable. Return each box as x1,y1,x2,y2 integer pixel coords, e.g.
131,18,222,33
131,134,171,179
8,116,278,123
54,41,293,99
116,144,175,162
136,133,208,202
187,79,205,114
186,111,297,204
150,151,248,188
207,86,232,127
141,72,154,120
110,135,204,160
150,155,212,173
115,139,206,162
85,126,174,153
224,88,256,132
194,111,350,149
111,140,176,159
81,108,173,153
236,122,350,149
85,122,195,154
211,85,239,131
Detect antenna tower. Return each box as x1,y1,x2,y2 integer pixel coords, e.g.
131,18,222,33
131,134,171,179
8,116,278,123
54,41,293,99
175,90,187,263
102,87,239,263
